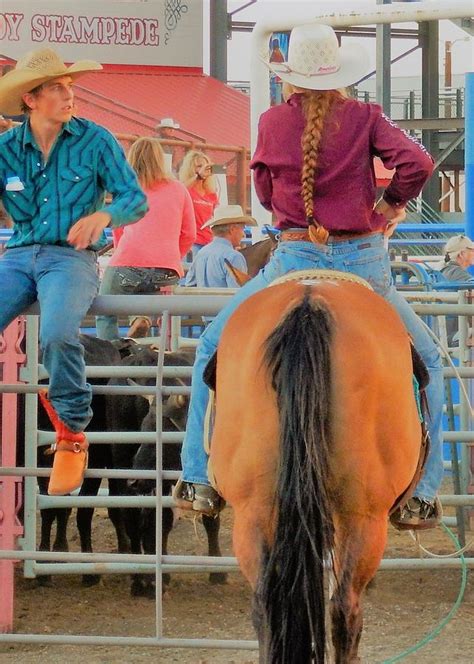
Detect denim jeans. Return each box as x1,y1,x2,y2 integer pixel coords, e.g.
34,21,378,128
95,266,179,340
0,244,99,432
181,234,444,501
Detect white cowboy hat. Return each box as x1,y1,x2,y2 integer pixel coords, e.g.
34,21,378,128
157,117,180,129
0,48,102,115
202,205,257,229
444,234,474,258
264,24,370,91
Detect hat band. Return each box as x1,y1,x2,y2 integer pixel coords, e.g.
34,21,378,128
273,62,340,78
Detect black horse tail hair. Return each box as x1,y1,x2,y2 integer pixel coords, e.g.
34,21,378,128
258,289,335,664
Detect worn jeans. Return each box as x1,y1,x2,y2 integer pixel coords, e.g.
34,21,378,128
0,244,99,432
181,234,445,501
95,266,179,340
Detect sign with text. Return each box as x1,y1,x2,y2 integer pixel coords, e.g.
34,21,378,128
0,1,202,67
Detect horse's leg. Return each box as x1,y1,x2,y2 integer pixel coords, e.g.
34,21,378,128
232,510,267,663
202,514,227,585
331,517,388,664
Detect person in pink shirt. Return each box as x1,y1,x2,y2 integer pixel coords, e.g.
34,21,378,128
96,137,196,340
178,150,219,256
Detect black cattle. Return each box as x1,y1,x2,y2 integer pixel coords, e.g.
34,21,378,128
107,347,225,598
36,335,129,586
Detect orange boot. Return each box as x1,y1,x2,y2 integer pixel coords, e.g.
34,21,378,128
38,390,89,495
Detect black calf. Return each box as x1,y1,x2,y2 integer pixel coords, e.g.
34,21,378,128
36,335,129,587
108,348,226,598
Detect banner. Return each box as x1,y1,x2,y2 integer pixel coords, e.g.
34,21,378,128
0,1,203,67
269,32,289,106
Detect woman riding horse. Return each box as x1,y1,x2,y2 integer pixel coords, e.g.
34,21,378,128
174,24,444,530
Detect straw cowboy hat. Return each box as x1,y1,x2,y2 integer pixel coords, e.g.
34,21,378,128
202,205,257,229
263,24,370,90
444,234,474,259
0,48,102,115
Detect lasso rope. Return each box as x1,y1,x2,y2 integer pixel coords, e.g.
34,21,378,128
380,321,472,661
421,319,474,420
382,524,468,663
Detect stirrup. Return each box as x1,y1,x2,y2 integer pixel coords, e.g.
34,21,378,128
173,479,225,517
390,497,441,531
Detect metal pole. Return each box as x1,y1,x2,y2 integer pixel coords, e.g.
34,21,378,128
0,319,25,633
22,317,39,579
209,0,228,82
155,311,167,639
466,72,474,248
376,0,392,114
444,40,452,118
420,20,440,213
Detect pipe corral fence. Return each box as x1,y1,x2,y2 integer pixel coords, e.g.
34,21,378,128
1,287,473,648
1,0,474,654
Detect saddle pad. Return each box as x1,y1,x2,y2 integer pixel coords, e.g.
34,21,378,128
268,268,374,290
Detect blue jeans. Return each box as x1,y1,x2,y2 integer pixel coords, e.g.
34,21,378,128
0,244,99,432
181,234,444,501
96,266,179,340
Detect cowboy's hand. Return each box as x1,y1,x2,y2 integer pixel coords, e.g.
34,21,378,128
67,211,111,250
374,198,406,237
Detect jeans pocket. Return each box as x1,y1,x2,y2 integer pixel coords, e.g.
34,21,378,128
150,270,179,289
343,253,392,295
116,267,147,293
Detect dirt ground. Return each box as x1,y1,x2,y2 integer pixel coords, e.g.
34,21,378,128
0,498,473,664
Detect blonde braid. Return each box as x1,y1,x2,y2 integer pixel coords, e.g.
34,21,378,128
301,90,341,223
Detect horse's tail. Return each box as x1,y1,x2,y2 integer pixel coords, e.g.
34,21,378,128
258,289,335,664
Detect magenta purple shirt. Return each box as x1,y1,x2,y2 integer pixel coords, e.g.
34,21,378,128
250,94,434,232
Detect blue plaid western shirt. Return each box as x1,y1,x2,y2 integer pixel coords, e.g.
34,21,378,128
0,117,148,250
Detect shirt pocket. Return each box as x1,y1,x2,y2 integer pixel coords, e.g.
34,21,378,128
2,183,35,223
60,165,95,206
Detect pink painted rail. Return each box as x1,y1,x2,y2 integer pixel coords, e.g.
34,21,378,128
0,318,26,633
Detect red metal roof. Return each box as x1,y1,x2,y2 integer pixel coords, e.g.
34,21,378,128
74,68,251,148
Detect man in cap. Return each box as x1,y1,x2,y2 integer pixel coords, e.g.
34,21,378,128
440,234,474,346
441,234,474,283
185,205,256,289
0,48,147,495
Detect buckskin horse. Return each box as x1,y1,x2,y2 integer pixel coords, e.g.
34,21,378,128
208,271,423,664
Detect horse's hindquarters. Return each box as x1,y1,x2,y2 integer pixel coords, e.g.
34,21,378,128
209,279,423,663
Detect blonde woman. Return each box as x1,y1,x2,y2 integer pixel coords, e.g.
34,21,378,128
179,150,219,255
174,24,444,531
96,137,196,340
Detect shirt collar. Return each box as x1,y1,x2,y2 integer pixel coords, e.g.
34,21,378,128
212,236,233,248
22,117,80,149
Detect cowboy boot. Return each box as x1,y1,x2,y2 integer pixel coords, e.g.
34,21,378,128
38,390,89,496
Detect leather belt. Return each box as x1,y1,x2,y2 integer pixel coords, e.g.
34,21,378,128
279,229,382,244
